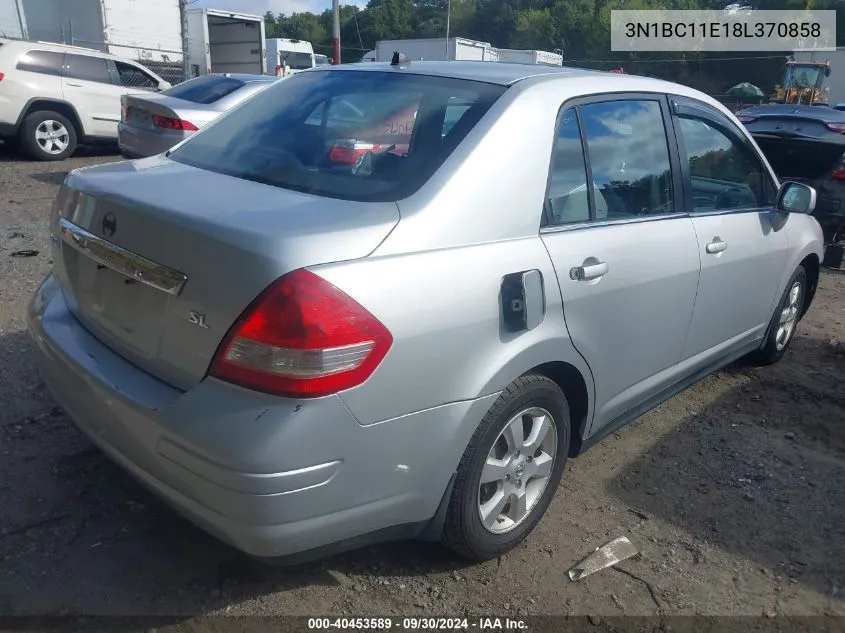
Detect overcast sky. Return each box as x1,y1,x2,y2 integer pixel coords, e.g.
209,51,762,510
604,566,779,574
193,0,366,16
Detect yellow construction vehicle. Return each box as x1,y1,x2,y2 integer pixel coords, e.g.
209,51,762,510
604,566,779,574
770,58,832,106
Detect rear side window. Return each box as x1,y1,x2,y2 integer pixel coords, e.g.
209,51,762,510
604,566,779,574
580,100,675,218
546,108,591,226
16,50,64,76
114,61,158,89
66,53,111,84
163,75,246,104
169,70,506,202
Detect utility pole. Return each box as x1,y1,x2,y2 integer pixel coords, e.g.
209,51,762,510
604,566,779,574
332,0,341,64
179,0,190,81
444,0,451,58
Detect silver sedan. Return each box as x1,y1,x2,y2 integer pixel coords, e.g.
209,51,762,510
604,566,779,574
118,73,276,158
30,62,823,563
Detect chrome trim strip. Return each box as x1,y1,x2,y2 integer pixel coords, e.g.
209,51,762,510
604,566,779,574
59,217,187,296
540,212,688,235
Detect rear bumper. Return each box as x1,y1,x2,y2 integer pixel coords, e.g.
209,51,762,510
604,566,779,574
118,122,185,159
27,274,493,559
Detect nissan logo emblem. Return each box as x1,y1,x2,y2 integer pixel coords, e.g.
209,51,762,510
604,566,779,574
102,213,116,237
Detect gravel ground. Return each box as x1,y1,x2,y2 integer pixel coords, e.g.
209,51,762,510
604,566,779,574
1,145,844,620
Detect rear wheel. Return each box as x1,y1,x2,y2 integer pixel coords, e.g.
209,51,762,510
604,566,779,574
442,374,570,560
750,265,806,365
20,110,77,161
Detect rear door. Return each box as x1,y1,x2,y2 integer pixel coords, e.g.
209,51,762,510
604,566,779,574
541,94,701,431
63,53,119,137
671,96,789,362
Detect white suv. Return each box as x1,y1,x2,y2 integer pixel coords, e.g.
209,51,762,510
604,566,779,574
0,38,171,161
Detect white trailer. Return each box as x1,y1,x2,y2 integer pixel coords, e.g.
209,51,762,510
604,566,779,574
495,48,563,66
0,0,181,63
266,37,315,76
793,47,845,105
375,37,499,62
186,7,266,76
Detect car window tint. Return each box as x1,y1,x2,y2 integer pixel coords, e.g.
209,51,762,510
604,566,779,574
677,116,769,212
114,61,158,89
581,100,674,218
546,108,591,226
66,54,110,84
16,50,64,76
443,98,471,137
163,75,246,104
281,52,313,70
170,70,506,202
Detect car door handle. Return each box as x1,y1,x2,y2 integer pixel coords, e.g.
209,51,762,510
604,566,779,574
570,261,608,281
705,238,728,254
66,82,83,87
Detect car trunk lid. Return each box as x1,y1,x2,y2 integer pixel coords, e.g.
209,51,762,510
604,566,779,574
121,93,213,132
51,157,400,392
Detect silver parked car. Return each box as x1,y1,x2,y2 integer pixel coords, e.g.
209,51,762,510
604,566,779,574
29,62,824,563
118,73,276,158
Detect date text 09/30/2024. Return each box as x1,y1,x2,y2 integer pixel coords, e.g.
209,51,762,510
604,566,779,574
307,617,528,630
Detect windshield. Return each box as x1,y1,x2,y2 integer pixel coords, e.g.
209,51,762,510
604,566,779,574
169,70,506,202
163,75,246,104
785,65,822,89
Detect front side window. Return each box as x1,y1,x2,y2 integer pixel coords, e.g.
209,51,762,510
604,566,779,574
169,70,506,202
66,54,110,84
114,61,158,89
16,50,64,76
677,115,771,212
580,100,675,219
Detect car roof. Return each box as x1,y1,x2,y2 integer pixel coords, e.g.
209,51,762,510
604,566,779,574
329,60,595,86
207,72,276,83
0,37,140,63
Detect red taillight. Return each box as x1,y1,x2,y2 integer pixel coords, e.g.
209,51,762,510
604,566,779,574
329,141,376,164
832,166,845,181
0,72,5,81
121,104,131,121
209,269,393,398
825,122,845,134
152,114,198,131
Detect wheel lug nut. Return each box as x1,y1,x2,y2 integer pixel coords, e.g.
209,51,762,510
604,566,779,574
505,474,511,481
527,456,533,462
515,450,520,458
516,479,522,487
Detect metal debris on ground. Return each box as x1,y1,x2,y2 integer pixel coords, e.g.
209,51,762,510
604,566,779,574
10,250,39,258
568,536,639,582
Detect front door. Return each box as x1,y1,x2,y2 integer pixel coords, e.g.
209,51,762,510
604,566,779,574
541,96,701,431
671,96,790,362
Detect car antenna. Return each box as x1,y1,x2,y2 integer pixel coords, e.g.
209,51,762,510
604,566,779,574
391,51,410,67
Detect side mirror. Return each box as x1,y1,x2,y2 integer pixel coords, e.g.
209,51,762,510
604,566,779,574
776,181,816,214
158,80,172,91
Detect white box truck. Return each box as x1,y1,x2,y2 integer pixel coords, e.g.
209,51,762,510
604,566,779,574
793,47,845,105
495,48,563,66
186,7,266,76
375,37,499,62
266,38,319,76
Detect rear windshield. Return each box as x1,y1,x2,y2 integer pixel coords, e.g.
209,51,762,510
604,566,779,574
163,75,246,104
282,52,314,70
168,70,506,202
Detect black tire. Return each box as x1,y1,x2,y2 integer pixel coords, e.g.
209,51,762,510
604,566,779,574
749,265,807,366
20,110,78,161
442,374,570,561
